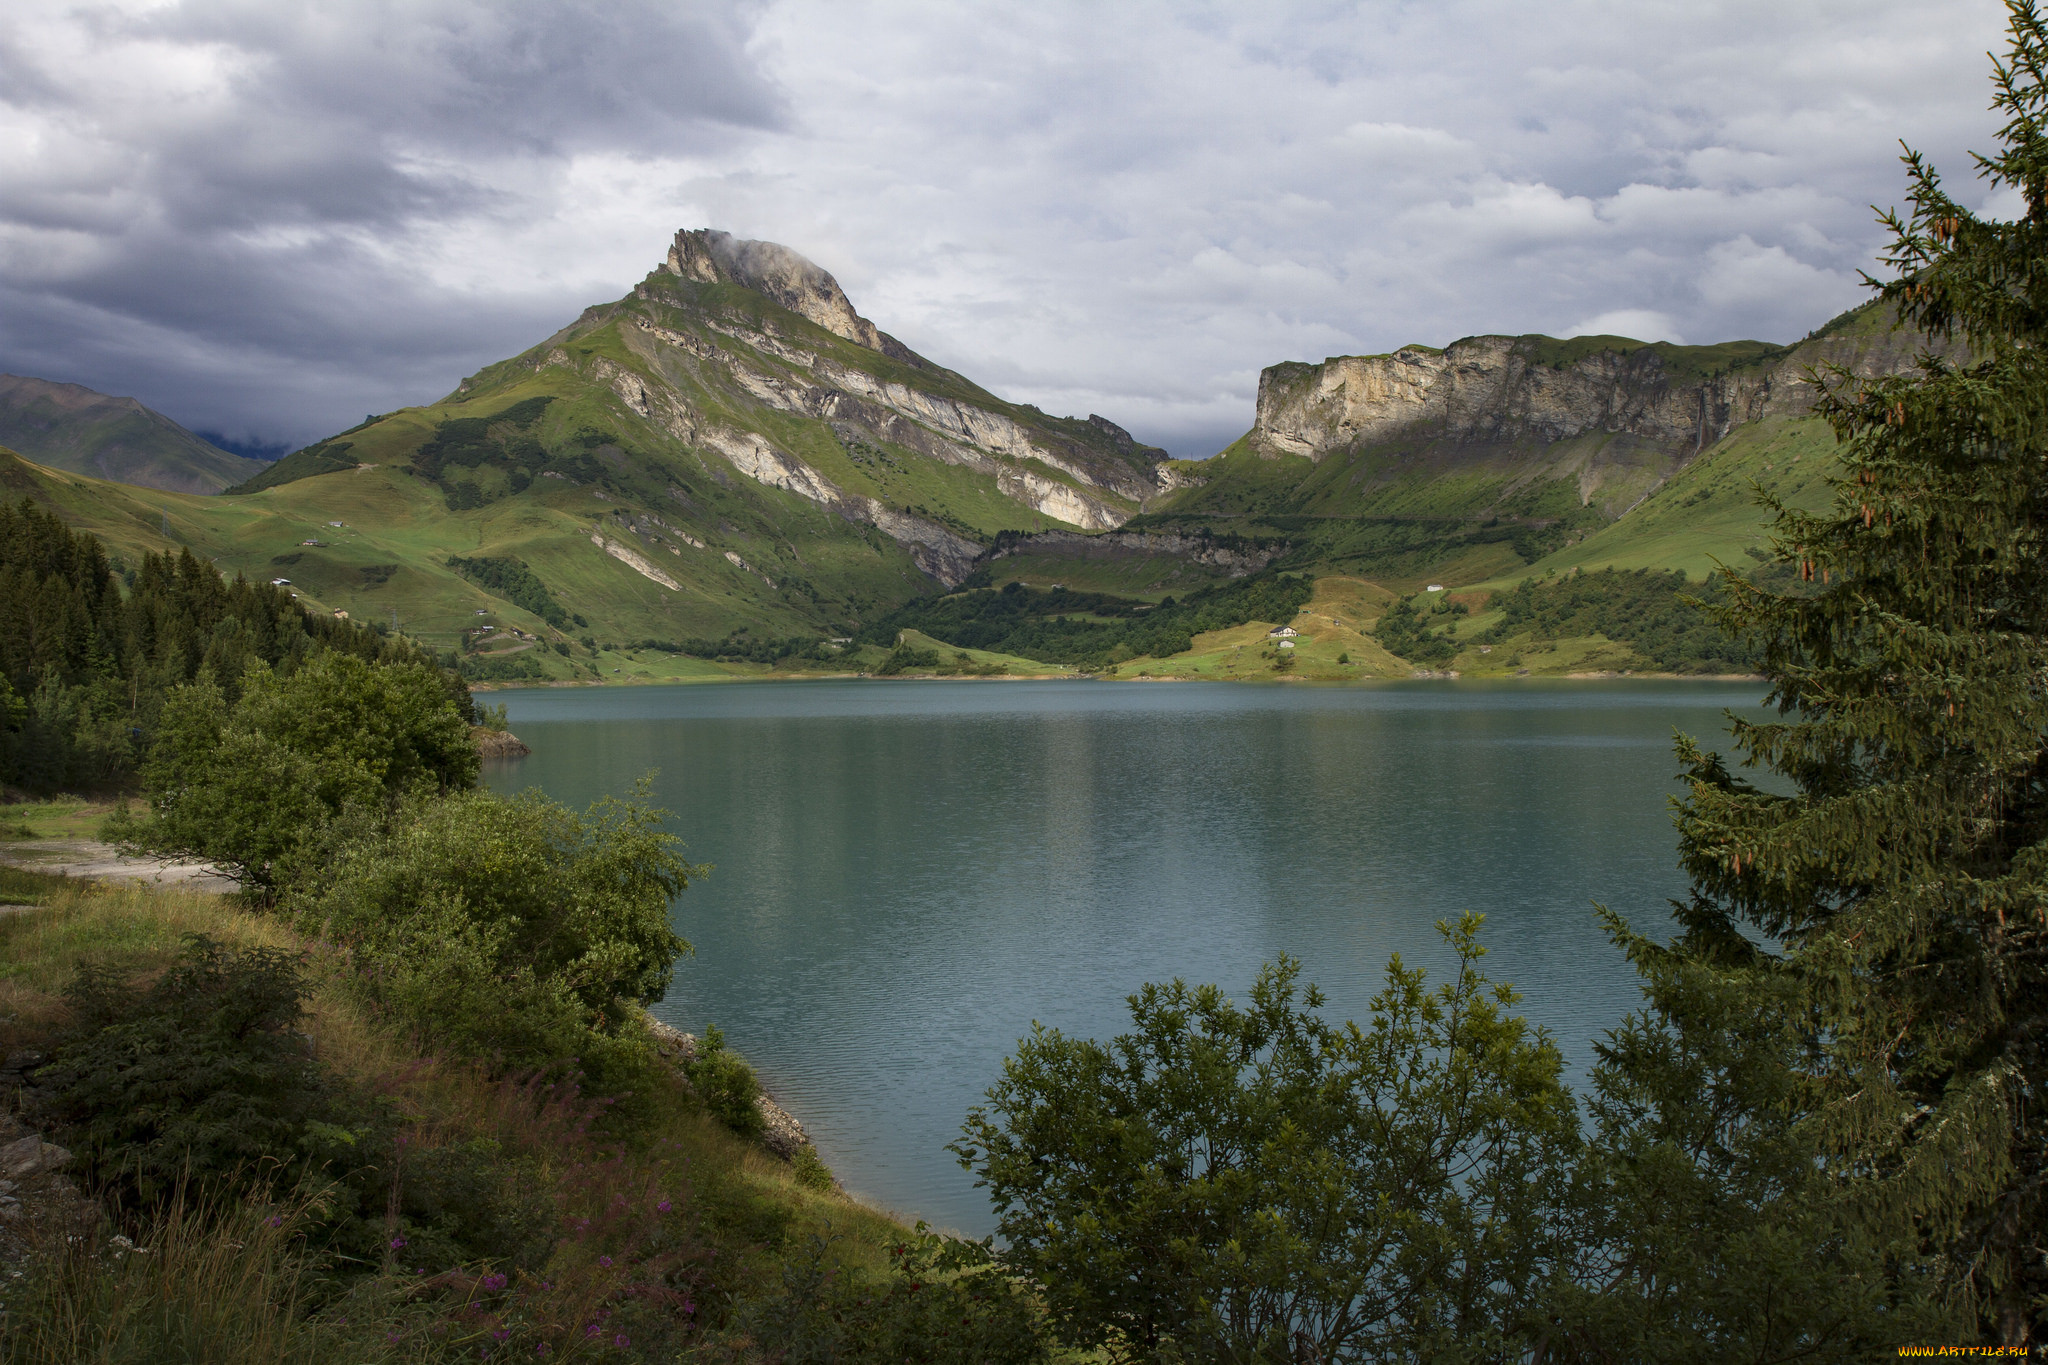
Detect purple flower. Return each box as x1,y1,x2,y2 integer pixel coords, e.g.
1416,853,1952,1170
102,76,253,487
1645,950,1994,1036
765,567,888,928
267,1215,283,1227
656,1200,672,1213
482,1273,508,1291
390,1237,407,1250
681,1300,695,1316
613,1335,629,1349
598,1256,612,1268
492,1328,510,1341
585,1325,600,1338
535,1348,550,1358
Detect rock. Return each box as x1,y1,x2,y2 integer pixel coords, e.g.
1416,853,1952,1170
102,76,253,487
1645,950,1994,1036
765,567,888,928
646,1018,698,1064
0,1135,69,1181
472,727,530,759
755,1095,810,1160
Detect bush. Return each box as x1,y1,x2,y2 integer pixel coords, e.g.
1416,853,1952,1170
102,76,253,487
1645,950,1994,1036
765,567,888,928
956,915,1578,1362
40,935,327,1206
684,1026,762,1137
110,653,478,892
290,783,698,1078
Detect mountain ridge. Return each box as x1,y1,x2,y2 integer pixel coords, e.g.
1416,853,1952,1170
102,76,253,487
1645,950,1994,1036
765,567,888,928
0,374,270,494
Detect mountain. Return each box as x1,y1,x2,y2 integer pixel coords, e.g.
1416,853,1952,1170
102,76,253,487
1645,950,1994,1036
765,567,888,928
0,375,270,494
1046,300,1953,592
1,228,1953,685
2,227,1158,672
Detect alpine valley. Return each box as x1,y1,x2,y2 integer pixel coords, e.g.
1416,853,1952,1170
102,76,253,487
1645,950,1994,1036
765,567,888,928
0,228,1950,683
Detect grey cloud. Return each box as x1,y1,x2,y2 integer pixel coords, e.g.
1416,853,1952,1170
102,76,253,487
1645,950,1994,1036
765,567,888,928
0,0,778,443
0,0,2019,459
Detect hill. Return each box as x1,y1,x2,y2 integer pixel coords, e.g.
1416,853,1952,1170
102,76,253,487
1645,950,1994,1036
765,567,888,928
0,374,269,494
145,227,1193,679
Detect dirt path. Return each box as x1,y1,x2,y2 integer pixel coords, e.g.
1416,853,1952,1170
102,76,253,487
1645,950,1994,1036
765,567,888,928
0,839,238,894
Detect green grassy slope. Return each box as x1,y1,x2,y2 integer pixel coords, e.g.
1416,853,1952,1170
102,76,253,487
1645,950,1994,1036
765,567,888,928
0,374,269,494
1495,417,1840,587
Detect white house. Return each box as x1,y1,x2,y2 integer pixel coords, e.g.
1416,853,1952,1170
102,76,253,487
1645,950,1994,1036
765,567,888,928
1268,626,1298,638
270,578,290,586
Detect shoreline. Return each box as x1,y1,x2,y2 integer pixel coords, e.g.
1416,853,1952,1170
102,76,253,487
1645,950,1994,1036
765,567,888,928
470,668,1768,692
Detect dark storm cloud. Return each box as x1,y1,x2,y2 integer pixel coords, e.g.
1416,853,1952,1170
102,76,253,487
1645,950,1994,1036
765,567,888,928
0,0,2019,458
0,0,779,446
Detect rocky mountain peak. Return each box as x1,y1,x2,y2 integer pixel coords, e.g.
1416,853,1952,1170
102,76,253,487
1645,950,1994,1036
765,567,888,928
664,229,918,363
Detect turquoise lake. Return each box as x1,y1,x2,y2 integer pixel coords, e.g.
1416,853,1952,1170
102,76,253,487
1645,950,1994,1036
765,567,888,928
487,678,1766,1236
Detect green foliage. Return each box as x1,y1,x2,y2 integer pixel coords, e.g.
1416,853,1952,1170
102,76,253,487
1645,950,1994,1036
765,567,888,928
1540,909,1954,1358
0,499,467,794
955,915,1578,1363
727,1226,1048,1365
1582,8,2048,1343
866,572,1314,668
873,642,943,675
1371,594,1462,665
444,554,569,628
685,1025,764,1137
111,651,478,891
1478,569,1753,672
408,397,556,507
35,936,574,1296
289,782,697,1076
41,935,326,1206
665,632,833,665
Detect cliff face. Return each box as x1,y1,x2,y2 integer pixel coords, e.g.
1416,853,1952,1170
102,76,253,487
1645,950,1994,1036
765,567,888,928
1240,308,1955,512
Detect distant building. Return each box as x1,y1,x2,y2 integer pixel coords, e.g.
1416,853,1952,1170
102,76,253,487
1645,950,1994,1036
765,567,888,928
332,609,349,619
271,578,290,586
1268,626,1298,638
1426,584,1444,592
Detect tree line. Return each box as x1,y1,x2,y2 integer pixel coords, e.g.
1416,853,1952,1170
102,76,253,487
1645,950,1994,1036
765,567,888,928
862,571,1315,668
0,500,466,794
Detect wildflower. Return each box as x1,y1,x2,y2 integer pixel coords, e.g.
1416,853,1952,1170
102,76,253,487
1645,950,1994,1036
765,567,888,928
598,1256,612,1268
614,1335,629,1348
656,1200,672,1213
390,1236,408,1250
267,1216,283,1228
493,1328,511,1341
483,1273,509,1291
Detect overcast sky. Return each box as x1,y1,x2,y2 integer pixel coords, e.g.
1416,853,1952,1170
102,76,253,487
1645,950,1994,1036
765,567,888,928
0,0,2018,458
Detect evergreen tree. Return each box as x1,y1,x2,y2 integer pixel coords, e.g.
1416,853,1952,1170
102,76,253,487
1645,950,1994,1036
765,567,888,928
1579,5,2048,1345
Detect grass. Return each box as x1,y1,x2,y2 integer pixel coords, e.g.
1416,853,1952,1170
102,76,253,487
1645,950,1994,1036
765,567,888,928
0,798,111,841
0,876,918,1360
1105,576,1411,681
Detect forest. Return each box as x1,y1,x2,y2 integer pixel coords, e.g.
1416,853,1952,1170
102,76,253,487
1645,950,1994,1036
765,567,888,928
862,571,1315,667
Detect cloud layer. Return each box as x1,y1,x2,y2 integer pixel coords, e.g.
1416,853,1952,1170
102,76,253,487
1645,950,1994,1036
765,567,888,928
0,0,2015,456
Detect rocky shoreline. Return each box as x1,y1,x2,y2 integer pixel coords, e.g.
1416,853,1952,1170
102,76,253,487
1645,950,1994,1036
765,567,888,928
646,1019,813,1162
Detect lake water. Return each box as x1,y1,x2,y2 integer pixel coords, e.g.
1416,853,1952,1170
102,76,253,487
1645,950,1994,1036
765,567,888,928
487,678,1765,1235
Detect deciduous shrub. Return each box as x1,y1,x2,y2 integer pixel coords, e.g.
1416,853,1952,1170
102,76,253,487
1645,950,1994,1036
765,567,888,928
290,782,697,1082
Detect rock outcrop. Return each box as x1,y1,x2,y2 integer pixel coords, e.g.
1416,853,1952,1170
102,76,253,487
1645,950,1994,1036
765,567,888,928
472,727,530,758
646,1019,814,1162
1232,307,1961,519
667,230,922,365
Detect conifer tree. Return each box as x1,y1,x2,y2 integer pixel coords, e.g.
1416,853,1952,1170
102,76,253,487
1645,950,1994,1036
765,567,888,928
1590,3,2048,1344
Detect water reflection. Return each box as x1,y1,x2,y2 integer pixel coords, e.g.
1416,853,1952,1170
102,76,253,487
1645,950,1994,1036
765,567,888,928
489,678,1764,1234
